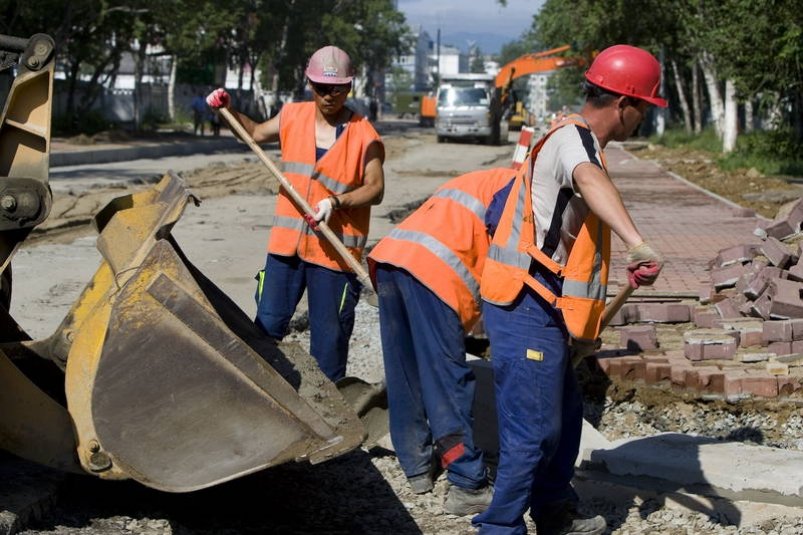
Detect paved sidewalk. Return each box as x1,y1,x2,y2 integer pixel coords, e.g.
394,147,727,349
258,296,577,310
605,145,761,298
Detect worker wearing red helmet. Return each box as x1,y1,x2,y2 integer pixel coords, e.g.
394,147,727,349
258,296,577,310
472,44,666,535
206,46,385,382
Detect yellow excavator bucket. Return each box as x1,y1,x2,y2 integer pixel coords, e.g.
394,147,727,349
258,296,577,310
0,33,379,493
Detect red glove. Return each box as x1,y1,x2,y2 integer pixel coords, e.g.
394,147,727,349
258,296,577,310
303,213,318,230
627,261,661,289
206,88,230,109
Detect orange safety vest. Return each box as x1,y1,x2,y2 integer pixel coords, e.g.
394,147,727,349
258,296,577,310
268,101,383,271
368,168,515,332
480,116,611,341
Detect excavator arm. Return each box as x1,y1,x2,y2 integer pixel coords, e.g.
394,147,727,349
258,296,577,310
0,34,382,492
494,45,588,124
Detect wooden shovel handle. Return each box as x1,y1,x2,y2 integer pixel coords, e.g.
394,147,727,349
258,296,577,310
218,107,375,292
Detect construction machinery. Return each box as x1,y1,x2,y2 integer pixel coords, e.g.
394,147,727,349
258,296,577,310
0,33,384,493
495,45,587,131
431,46,585,145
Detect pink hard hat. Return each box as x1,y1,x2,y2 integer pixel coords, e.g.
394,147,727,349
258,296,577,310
585,45,668,108
305,46,354,84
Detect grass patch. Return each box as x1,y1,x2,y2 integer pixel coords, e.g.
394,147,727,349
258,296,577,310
651,127,803,178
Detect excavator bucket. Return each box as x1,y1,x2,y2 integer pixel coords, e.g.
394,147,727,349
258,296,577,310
55,172,366,492
0,33,376,493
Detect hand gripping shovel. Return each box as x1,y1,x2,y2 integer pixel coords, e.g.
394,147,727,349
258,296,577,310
219,107,379,307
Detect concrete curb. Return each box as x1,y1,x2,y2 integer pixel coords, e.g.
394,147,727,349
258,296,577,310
50,137,243,167
578,432,803,507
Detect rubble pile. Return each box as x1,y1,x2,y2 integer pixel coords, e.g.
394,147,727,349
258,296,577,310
598,197,803,400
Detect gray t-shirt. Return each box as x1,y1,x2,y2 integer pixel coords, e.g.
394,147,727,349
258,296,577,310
530,122,603,265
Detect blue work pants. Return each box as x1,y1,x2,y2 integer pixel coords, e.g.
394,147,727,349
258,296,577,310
375,264,486,489
255,253,360,382
472,271,583,534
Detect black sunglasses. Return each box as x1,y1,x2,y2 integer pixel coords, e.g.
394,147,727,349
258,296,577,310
311,82,350,96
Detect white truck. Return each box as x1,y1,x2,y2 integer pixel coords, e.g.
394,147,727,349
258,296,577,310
435,73,506,145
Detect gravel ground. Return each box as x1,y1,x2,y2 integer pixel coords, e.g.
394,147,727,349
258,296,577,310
17,291,803,535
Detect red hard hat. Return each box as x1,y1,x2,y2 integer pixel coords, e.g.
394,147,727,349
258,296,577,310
305,45,354,85
584,45,667,108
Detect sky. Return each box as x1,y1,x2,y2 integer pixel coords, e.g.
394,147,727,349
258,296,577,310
397,0,545,55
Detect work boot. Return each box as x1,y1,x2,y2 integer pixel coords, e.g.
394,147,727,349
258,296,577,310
444,484,493,516
407,472,434,494
534,502,606,535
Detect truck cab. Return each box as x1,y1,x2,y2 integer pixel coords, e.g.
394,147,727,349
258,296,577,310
435,74,504,145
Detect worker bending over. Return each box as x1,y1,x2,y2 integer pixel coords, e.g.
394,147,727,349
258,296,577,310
368,168,514,516
206,45,385,382
472,44,665,535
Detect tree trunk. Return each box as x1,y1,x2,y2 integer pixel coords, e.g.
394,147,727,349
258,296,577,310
722,79,737,153
692,62,702,134
671,59,692,134
744,99,753,133
766,92,782,130
167,55,177,121
699,51,724,139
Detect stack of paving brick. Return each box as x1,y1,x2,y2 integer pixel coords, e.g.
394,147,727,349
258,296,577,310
598,197,803,399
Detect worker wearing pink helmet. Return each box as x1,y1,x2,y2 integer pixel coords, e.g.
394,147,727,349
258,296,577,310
472,44,666,535
206,45,385,382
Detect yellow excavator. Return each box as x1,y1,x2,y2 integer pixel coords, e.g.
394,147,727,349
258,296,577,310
0,33,385,493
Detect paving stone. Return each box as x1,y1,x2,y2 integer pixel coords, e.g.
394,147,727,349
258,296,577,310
761,237,794,268
740,372,780,397
683,329,739,361
670,365,694,387
757,219,796,240
693,367,726,392
714,298,742,320
749,290,774,320
644,361,672,384
714,317,764,345
714,244,757,267
693,306,718,328
767,341,793,356
619,325,658,351
769,278,803,319
743,266,785,300
724,369,749,396
632,303,691,323
789,257,803,282
763,319,803,342
697,283,716,305
710,263,749,289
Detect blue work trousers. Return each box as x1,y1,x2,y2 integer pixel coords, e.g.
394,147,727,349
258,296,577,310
472,272,583,534
375,264,486,489
255,253,360,382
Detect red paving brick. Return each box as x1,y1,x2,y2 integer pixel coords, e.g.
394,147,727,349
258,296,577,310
605,146,763,297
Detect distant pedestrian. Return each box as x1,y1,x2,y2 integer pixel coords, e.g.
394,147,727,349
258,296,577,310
206,46,385,382
209,110,221,136
368,167,514,516
369,98,378,122
191,93,207,136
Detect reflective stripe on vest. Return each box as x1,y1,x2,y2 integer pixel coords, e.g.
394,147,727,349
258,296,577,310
387,227,480,303
271,215,368,249
282,162,352,195
431,188,487,221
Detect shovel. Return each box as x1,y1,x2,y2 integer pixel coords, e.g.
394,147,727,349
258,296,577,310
218,107,379,307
